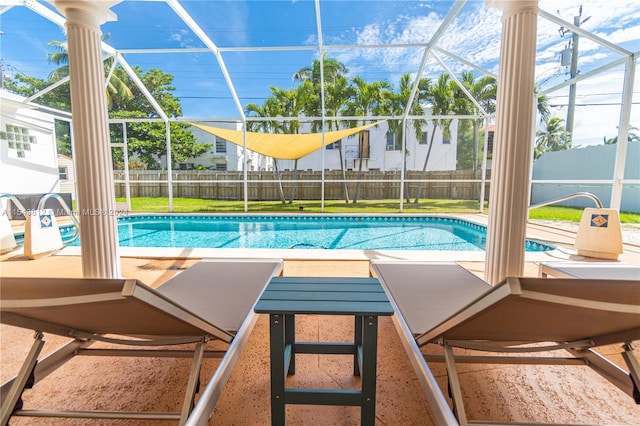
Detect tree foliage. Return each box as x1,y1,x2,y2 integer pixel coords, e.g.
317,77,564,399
46,36,133,108
108,66,208,169
5,50,207,168
603,126,640,144
4,73,73,155
535,117,572,160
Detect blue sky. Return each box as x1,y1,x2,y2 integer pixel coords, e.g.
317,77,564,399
1,0,639,146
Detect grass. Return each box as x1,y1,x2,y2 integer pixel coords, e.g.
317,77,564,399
529,206,640,223
118,197,486,214
117,197,640,223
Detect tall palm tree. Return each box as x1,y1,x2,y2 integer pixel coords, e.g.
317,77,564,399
320,76,354,202
414,73,454,203
246,99,287,202
270,82,316,203
380,73,429,202
346,76,392,203
535,82,551,124
47,37,133,108
534,116,571,160
292,53,349,86
454,72,497,189
294,57,352,202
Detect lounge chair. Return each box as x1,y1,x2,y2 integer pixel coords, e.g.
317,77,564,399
370,260,640,426
539,261,640,279
0,258,282,425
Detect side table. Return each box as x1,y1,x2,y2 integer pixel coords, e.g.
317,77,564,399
254,276,394,425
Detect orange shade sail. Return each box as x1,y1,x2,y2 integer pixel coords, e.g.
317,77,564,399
190,121,382,160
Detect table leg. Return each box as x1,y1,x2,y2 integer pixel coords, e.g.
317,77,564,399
361,315,378,425
354,316,362,376
269,313,286,425
285,314,295,374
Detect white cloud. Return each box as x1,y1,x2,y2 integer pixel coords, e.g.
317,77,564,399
169,29,196,48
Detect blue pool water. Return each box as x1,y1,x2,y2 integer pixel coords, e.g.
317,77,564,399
62,214,552,251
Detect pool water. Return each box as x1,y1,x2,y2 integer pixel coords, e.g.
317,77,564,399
63,214,552,251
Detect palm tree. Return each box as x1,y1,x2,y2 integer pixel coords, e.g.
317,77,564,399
321,76,354,202
292,53,349,86
535,82,551,124
604,125,640,144
246,99,287,203
380,73,429,202
345,76,392,203
534,116,571,160
414,73,454,203
295,57,352,202
455,72,497,190
47,36,133,108
270,82,316,203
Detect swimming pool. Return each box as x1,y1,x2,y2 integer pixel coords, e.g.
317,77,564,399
63,214,552,252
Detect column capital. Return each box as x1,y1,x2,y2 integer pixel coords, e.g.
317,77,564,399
486,0,538,15
52,0,120,27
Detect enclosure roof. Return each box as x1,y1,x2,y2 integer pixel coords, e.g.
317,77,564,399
192,122,380,160
2,1,638,146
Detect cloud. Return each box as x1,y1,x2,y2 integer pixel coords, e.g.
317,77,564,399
340,1,638,146
169,29,196,48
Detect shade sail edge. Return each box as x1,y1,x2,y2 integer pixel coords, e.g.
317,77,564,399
190,121,384,160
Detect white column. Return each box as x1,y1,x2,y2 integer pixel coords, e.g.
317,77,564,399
485,0,539,285
54,1,122,278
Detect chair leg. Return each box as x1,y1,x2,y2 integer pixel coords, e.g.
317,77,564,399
179,340,206,425
443,342,468,426
0,332,45,426
621,342,640,404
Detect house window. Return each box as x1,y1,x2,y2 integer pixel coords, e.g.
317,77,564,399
1,124,37,159
326,140,341,150
215,137,227,153
386,132,401,151
216,163,227,171
442,135,451,145
419,132,429,145
179,163,194,170
58,167,68,180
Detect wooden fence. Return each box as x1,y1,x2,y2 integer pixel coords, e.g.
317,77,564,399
114,170,490,201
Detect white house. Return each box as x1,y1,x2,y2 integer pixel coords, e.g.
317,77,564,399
277,119,458,172
180,122,274,171
0,90,60,197
57,154,76,201
186,119,458,173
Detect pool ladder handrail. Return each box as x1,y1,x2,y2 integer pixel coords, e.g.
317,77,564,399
528,192,603,211
0,193,28,217
37,193,80,243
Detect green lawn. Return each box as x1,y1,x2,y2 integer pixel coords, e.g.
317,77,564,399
116,197,640,224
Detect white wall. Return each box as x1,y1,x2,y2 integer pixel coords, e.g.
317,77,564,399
531,142,640,212
186,122,273,171
279,120,458,172
0,91,59,196
57,154,76,200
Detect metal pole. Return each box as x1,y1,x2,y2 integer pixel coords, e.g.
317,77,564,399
566,7,583,142
610,55,636,209
243,126,248,212
122,123,131,211
479,117,490,213
165,121,174,212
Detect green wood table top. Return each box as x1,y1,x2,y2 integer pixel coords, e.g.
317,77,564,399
254,277,394,316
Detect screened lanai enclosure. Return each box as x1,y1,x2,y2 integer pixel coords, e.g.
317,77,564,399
3,0,637,212
1,3,639,423
1,1,637,283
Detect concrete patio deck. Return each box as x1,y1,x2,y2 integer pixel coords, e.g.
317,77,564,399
1,221,639,425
